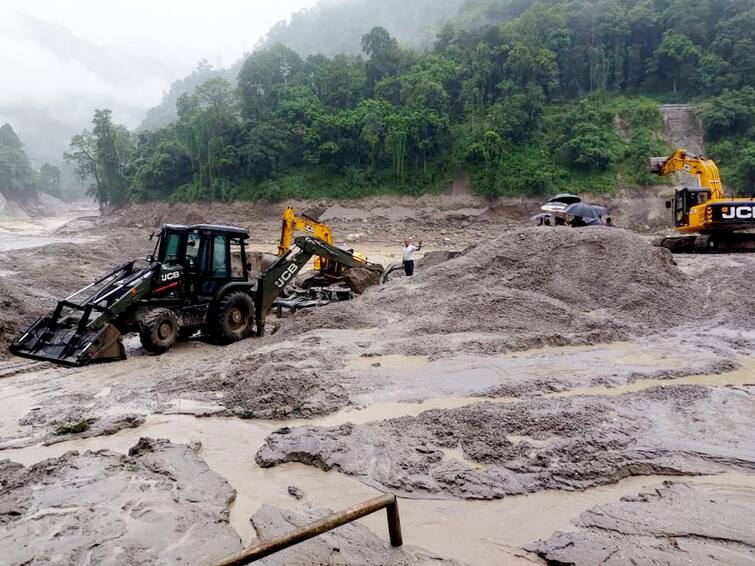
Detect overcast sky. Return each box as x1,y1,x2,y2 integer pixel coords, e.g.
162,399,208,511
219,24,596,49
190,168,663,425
0,0,318,128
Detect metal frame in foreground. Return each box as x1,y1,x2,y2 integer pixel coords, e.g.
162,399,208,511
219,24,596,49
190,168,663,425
212,494,403,566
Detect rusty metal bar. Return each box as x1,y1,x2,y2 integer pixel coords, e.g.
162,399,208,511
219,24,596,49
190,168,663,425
212,494,403,566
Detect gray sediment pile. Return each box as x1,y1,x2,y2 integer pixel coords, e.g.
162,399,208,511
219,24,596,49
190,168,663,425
280,227,699,354
0,438,241,564
256,385,755,499
527,480,755,564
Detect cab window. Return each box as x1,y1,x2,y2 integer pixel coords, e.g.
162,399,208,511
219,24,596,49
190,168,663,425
163,232,180,261
230,237,245,279
186,231,201,259
212,235,228,277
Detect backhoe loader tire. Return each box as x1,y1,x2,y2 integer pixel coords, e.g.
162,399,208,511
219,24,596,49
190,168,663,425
208,291,255,344
139,308,179,354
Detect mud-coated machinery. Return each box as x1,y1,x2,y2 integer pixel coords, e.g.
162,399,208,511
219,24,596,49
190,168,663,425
278,206,368,280
10,224,381,367
649,149,755,252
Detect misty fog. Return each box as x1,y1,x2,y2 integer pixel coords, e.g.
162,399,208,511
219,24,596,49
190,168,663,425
0,0,317,165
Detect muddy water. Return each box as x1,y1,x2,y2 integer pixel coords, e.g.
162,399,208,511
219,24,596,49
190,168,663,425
309,397,505,425
1,329,753,563
346,338,727,404
550,357,755,398
3,413,753,566
0,383,37,442
0,212,97,251
349,354,429,370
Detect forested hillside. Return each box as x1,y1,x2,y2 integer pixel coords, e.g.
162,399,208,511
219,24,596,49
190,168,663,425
69,0,755,206
261,0,467,56
0,123,69,203
0,124,41,202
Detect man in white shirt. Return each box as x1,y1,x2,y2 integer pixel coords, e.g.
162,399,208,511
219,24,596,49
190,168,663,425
402,239,422,276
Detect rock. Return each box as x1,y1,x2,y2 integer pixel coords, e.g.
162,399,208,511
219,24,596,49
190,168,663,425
343,267,382,295
43,414,145,445
287,485,304,500
256,385,755,500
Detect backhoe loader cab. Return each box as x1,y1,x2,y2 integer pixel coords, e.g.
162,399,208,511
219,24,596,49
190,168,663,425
153,224,251,295
11,224,259,366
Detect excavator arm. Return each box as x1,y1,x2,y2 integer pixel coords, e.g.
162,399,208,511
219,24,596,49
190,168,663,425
648,149,724,199
255,236,381,335
278,207,334,272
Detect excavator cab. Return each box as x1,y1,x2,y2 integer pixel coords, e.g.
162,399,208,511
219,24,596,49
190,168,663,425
670,188,711,227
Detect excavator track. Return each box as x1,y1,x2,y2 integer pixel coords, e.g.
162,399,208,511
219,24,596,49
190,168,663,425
659,233,755,253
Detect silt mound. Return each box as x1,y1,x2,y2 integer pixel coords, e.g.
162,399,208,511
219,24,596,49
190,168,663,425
256,385,755,500
0,438,241,564
285,227,697,353
527,480,755,564
0,277,49,359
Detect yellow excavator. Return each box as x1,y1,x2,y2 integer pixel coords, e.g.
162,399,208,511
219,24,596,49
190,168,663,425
649,148,755,252
278,207,366,279
278,207,334,272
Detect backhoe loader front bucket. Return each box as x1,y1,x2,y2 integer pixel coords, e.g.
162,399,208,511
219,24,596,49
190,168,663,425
9,260,156,367
10,316,126,367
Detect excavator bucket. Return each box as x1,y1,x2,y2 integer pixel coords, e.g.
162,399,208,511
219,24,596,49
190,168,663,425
10,316,126,367
647,156,668,173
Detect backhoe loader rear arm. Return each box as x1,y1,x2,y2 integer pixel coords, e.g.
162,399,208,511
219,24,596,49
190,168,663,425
255,236,379,335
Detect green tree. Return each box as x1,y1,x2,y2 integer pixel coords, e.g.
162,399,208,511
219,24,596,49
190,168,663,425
64,130,100,201
39,163,62,199
701,87,755,140
237,45,304,125
728,143,755,195
558,100,622,171
177,78,242,200
65,110,132,208
649,31,702,94
361,27,401,90
92,109,132,206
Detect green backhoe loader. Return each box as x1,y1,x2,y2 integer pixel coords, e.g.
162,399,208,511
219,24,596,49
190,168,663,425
10,224,382,367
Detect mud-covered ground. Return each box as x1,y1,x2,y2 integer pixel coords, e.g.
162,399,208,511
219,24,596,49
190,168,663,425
1,195,754,565
526,479,755,564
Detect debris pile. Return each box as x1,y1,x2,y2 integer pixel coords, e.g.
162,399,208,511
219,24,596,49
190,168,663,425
256,385,755,499
202,354,350,419
285,227,698,353
0,438,241,564
527,480,755,564
0,277,46,358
